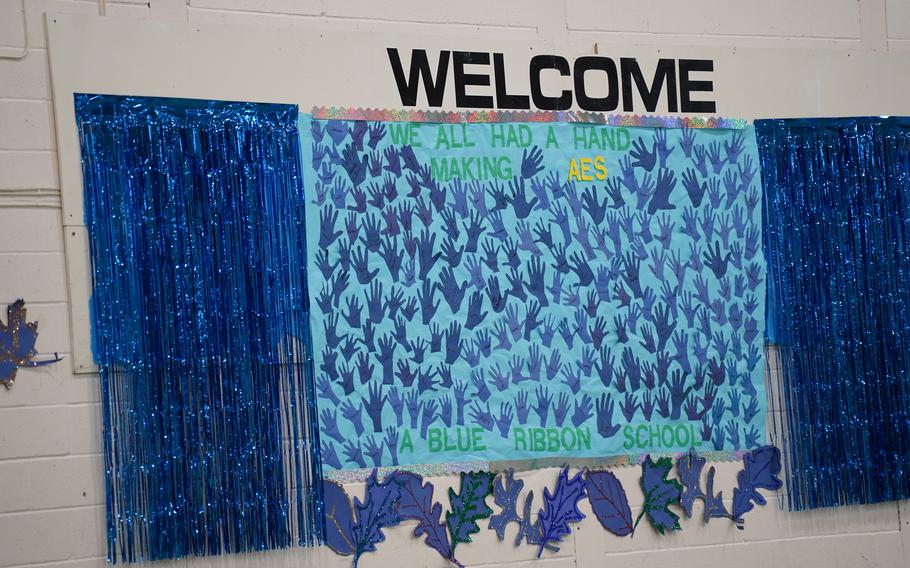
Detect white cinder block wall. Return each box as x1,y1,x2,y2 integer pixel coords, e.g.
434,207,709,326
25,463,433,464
3,1,910,567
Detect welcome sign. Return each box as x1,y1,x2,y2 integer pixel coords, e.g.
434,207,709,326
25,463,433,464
300,113,765,471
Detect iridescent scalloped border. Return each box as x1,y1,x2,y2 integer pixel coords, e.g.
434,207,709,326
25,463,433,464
325,461,491,483
323,450,745,482
311,106,749,129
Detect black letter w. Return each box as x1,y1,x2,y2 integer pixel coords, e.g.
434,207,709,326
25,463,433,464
387,48,450,107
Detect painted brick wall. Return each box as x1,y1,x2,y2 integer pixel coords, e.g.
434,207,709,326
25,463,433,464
1,1,909,567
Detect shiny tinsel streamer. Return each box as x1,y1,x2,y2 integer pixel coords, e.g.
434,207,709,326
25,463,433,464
75,94,323,562
757,117,910,510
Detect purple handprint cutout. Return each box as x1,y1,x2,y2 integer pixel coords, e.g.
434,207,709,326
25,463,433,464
521,146,544,178
630,137,657,171
596,394,620,438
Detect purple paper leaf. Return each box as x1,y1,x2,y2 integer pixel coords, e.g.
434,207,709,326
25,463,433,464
489,469,524,541
392,471,454,563
732,445,783,527
676,449,731,523
702,465,731,523
323,480,357,556
677,448,707,518
0,299,62,388
584,469,633,537
350,469,403,565
514,490,545,548
635,455,683,534
536,467,586,558
446,471,495,555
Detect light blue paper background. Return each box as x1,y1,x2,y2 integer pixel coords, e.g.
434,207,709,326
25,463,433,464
300,116,765,471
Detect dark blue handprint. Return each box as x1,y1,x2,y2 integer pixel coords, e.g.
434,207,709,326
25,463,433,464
648,168,677,214
465,291,488,329
655,129,674,167
319,207,342,249
630,137,657,171
515,391,531,425
553,392,570,427
361,212,382,251
521,146,544,178
322,441,342,470
495,402,514,438
596,394,620,438
681,168,705,207
340,399,365,436
419,279,440,325
469,401,495,432
416,229,441,279
438,266,468,313
445,322,462,365
703,241,732,279
534,386,552,428
317,374,341,406
420,400,438,438
463,211,486,253
376,333,396,385
679,127,696,157
706,141,725,174
508,176,538,219
471,369,492,402
405,390,423,429
351,246,379,284
341,143,369,186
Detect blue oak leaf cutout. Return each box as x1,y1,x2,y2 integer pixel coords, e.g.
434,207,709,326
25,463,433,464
584,469,634,537
0,299,61,388
489,469,524,542
677,448,731,523
348,469,404,567
732,445,783,527
702,465,732,523
635,455,683,535
446,471,495,557
514,490,544,548
536,467,586,558
392,471,454,564
677,448,707,518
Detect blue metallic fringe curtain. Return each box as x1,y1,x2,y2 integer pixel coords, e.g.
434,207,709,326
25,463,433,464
757,117,910,510
75,94,322,562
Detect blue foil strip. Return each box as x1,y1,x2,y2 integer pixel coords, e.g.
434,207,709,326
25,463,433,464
757,116,910,510
75,94,323,562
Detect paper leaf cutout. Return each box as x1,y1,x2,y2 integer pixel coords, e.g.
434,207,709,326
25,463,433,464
536,467,587,558
677,448,707,518
732,445,783,527
636,455,683,534
392,471,454,563
702,465,732,523
446,471,495,555
323,480,357,556
584,469,633,537
350,469,403,565
489,469,524,541
676,448,731,523
514,490,544,548
0,299,62,388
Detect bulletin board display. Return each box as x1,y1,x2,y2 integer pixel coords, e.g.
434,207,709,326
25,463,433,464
301,114,766,472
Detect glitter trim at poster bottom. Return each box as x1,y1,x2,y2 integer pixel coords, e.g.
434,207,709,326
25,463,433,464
323,450,745,483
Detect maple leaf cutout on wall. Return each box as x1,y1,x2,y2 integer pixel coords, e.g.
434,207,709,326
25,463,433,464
0,299,62,388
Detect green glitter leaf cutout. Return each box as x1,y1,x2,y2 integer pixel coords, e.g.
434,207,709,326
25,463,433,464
445,471,495,556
